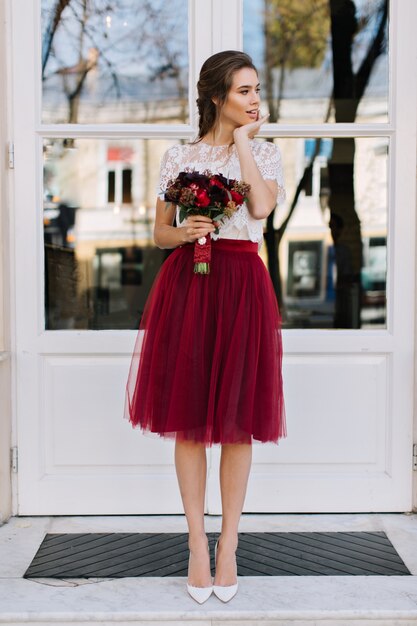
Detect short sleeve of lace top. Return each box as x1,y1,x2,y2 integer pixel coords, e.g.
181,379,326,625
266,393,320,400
255,141,286,205
155,140,286,205
156,144,182,200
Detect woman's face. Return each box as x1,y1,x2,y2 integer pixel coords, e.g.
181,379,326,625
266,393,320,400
217,67,261,128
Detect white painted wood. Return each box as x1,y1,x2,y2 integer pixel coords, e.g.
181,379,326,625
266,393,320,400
212,0,242,51
0,3,12,526
38,123,394,139
9,0,417,514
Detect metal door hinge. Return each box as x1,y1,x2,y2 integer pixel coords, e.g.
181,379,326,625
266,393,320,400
413,444,417,471
11,446,18,473
8,142,14,169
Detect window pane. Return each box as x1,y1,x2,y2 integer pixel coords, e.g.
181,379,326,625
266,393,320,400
244,0,389,124
108,170,115,203
41,0,189,124
43,137,179,330
257,137,388,329
43,136,388,331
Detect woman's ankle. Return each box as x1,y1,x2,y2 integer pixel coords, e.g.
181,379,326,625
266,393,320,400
188,531,209,551
218,532,238,551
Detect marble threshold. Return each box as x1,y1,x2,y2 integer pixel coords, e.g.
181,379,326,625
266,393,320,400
0,513,417,625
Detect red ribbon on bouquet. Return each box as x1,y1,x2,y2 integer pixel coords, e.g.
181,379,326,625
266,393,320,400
193,236,211,274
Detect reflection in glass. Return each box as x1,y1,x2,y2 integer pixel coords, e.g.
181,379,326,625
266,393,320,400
41,0,188,124
243,0,388,124
43,136,388,331
258,136,388,329
43,138,180,330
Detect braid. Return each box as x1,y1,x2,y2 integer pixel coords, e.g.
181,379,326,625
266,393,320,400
196,96,218,139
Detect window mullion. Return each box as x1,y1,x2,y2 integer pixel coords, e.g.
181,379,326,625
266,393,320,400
37,123,395,140
259,124,395,138
37,124,196,140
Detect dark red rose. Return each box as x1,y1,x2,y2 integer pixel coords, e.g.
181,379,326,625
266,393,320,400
230,190,244,204
195,189,210,207
209,184,228,204
210,178,225,189
182,171,210,191
215,173,230,187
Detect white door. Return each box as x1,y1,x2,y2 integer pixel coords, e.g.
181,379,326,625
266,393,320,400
10,0,417,514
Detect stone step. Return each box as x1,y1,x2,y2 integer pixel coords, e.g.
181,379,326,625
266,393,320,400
1,513,417,625
1,574,417,625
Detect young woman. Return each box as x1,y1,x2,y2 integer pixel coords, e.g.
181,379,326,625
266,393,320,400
124,50,287,603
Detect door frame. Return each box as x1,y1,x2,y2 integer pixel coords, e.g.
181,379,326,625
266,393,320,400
7,0,417,514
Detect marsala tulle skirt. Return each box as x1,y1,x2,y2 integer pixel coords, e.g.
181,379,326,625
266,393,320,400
123,237,286,446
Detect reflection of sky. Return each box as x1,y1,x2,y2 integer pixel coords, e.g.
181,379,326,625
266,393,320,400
242,0,264,68
42,0,388,108
42,0,188,78
305,138,333,160
43,0,387,77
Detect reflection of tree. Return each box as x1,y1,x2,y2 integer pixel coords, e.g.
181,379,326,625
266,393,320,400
143,1,187,123
263,0,388,328
42,0,71,74
43,0,115,123
42,0,188,124
328,0,388,328
264,0,329,122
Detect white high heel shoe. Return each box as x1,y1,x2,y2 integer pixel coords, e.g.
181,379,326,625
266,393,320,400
186,546,213,604
213,539,239,602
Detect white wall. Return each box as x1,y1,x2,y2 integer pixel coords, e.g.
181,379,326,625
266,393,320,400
0,359,12,523
413,131,417,512
0,0,12,524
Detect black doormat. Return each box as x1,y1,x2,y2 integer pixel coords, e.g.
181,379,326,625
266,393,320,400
23,531,411,578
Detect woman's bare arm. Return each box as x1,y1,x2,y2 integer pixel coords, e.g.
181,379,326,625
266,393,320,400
233,114,279,220
153,198,216,249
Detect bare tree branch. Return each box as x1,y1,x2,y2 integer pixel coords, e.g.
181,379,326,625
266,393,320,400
42,0,71,76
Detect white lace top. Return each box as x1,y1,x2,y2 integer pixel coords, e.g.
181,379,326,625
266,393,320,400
156,139,286,251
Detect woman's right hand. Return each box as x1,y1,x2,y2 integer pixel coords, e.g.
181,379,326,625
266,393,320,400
183,215,218,243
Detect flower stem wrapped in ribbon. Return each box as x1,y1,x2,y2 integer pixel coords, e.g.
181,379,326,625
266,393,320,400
164,169,251,274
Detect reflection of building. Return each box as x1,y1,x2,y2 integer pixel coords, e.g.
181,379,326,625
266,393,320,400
43,125,389,329
43,137,172,329
43,138,165,244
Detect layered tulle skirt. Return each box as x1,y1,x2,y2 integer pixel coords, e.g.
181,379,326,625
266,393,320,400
124,238,286,446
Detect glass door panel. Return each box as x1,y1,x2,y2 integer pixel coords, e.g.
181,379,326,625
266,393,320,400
43,137,183,329
41,0,189,124
243,0,389,124
257,136,388,329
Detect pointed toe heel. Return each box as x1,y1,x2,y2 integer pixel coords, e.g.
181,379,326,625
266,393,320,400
213,581,238,602
186,543,213,603
187,583,213,604
213,539,239,602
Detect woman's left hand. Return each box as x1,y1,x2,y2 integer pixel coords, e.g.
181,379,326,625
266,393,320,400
233,112,270,141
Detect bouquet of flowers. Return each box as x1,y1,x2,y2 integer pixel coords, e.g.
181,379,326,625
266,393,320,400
164,169,251,274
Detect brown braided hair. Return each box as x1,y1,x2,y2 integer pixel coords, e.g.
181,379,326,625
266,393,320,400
193,50,257,144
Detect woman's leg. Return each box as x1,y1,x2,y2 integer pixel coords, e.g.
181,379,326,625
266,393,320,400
174,439,212,587
214,442,252,585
